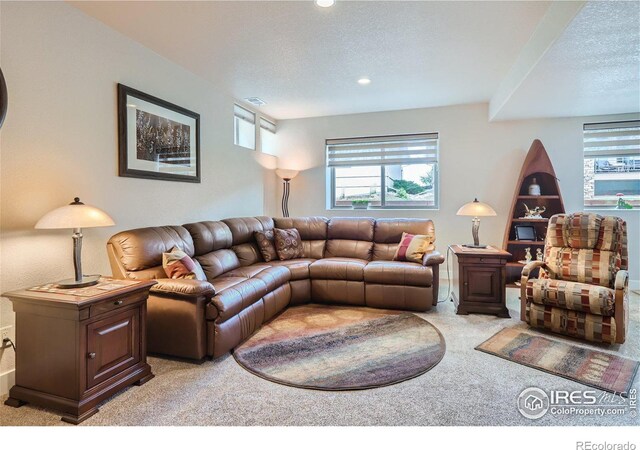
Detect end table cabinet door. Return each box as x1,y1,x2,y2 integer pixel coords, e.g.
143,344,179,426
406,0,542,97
86,307,141,389
464,266,501,303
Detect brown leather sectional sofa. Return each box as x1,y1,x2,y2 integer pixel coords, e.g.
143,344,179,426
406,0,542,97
107,216,444,360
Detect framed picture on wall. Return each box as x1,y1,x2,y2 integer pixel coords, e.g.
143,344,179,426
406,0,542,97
117,83,200,183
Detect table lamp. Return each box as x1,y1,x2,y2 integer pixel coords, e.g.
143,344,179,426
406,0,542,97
35,197,115,288
275,169,299,217
456,198,496,248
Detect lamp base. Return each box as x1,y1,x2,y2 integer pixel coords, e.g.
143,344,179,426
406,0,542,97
462,244,488,249
55,275,101,289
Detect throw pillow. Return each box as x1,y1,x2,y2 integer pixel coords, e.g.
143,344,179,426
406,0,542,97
392,232,433,264
254,230,278,262
162,246,207,280
274,228,304,260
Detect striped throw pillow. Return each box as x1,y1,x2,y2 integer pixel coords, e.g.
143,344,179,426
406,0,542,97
162,246,207,280
392,232,432,264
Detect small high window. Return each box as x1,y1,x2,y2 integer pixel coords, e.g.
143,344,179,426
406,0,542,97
234,104,256,150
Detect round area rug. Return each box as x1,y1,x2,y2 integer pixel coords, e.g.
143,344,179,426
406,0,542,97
233,304,446,390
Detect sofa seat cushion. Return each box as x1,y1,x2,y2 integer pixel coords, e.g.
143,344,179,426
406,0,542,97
526,278,615,316
363,261,433,287
526,302,617,344
220,265,270,279
207,266,291,321
309,257,367,281
210,276,247,294
265,258,316,281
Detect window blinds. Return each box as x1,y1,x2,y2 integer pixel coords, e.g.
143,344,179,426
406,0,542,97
260,118,276,133
583,121,640,158
326,133,438,167
234,104,255,124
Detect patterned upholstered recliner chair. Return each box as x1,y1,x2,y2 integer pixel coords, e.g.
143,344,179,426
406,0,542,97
520,213,629,344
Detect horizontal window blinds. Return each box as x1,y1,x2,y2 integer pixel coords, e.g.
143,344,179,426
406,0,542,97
327,133,438,167
234,104,255,124
260,118,276,133
583,121,640,158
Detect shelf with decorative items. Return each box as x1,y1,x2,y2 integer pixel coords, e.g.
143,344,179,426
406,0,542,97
502,140,565,288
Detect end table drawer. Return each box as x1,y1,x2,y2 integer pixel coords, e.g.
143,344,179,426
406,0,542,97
90,292,145,317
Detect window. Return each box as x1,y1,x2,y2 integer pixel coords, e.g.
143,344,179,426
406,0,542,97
260,118,277,155
234,104,255,150
327,133,439,209
583,121,640,208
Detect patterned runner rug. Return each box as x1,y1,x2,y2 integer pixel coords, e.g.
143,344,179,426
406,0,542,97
476,328,639,395
233,304,446,390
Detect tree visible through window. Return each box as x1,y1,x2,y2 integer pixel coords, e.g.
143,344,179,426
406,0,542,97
327,133,439,209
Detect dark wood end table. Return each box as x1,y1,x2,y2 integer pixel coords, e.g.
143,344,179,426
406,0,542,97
450,245,511,318
3,278,156,424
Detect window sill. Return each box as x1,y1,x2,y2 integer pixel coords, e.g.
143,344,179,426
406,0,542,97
327,207,440,212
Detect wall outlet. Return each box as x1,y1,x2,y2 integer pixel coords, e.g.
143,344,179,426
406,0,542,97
1,326,12,343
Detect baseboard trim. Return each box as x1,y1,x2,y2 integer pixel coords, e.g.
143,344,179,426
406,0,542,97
0,369,15,398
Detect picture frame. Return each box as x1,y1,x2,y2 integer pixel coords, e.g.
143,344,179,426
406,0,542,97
514,225,537,241
117,83,201,183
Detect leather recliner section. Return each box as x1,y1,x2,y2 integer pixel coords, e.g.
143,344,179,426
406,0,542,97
107,216,444,361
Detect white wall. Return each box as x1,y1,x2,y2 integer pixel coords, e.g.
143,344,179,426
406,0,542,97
0,2,276,392
272,103,639,283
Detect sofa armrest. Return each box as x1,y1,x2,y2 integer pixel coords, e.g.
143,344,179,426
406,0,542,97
519,260,546,321
422,250,445,266
150,278,215,299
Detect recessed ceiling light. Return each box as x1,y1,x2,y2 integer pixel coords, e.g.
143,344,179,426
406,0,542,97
358,77,371,85
315,0,335,7
244,97,266,106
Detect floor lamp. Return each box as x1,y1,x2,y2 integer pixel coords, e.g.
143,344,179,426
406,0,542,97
275,169,299,217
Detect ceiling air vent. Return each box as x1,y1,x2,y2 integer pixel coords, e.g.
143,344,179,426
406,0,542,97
244,97,266,106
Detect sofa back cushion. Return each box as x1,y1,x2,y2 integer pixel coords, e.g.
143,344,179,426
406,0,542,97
325,217,375,260
274,216,328,259
195,249,241,280
223,216,274,266
543,213,628,288
372,218,436,261
183,221,233,256
107,226,195,275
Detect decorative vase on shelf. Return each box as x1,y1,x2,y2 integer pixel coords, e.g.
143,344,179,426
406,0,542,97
528,178,541,196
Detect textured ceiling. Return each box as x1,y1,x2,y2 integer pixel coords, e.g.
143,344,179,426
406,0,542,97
69,0,550,119
493,0,640,120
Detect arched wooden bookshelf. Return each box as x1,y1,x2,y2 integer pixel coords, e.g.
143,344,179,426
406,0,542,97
502,139,565,288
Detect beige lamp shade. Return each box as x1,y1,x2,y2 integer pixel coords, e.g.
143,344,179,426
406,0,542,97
35,197,115,229
275,169,299,181
456,198,497,217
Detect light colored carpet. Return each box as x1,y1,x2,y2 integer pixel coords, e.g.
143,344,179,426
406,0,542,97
1,288,638,426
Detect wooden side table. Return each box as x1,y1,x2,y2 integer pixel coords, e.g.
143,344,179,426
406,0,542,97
450,245,511,318
3,278,156,424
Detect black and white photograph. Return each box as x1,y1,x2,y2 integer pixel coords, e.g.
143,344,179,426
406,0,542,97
118,83,200,182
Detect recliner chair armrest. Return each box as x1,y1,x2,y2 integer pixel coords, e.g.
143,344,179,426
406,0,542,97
521,260,546,280
520,260,546,322
151,278,216,298
615,269,629,291
422,251,445,266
